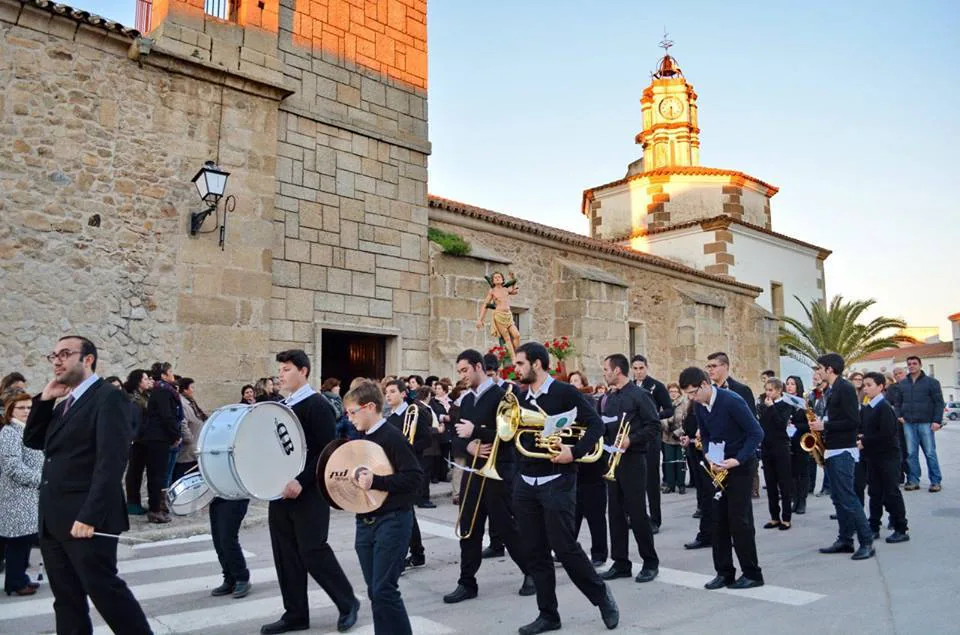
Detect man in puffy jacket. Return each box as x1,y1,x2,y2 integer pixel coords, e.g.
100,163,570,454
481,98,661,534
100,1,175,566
891,356,945,492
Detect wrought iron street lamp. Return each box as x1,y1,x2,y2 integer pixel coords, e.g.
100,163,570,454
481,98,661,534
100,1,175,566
189,161,235,249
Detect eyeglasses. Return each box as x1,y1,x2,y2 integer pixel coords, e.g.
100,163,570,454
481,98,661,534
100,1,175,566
683,385,702,398
46,350,81,363
346,404,369,416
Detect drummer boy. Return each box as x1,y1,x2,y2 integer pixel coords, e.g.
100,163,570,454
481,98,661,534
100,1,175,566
343,381,424,635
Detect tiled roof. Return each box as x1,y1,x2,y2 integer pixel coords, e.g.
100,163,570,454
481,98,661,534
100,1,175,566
608,214,832,258
949,312,960,322
13,0,140,38
858,341,954,362
581,165,780,214
427,195,763,294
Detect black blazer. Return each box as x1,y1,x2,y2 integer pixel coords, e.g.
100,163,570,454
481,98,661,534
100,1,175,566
23,379,133,540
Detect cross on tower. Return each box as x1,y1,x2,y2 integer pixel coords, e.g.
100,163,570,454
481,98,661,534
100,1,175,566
659,28,674,54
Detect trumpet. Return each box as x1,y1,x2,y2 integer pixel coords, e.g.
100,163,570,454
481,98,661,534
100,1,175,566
602,414,630,481
799,407,825,466
701,460,728,500
402,404,419,445
494,389,603,463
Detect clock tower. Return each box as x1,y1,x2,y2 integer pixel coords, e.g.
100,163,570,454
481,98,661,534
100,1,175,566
636,38,700,169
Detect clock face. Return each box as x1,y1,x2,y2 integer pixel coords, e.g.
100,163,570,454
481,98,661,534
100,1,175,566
659,96,683,120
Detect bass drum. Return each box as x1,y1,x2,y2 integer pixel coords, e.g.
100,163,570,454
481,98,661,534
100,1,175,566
197,402,306,500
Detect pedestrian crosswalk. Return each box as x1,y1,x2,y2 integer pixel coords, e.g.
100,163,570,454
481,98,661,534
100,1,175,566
0,536,455,635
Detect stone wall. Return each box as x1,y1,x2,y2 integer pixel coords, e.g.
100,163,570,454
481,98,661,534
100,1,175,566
429,204,779,388
1,0,284,406
269,0,431,377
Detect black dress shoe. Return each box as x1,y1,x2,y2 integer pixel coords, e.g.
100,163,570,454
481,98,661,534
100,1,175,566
481,546,505,559
418,500,436,509
600,566,632,580
795,502,806,515
886,531,910,544
211,580,235,596
597,585,619,629
684,538,711,550
518,575,536,596
819,541,855,554
692,508,702,519
704,575,734,590
518,616,562,635
872,531,880,541
635,568,658,583
729,576,764,589
405,554,425,568
651,523,660,535
829,514,837,520
851,545,875,560
260,619,310,634
337,598,360,632
442,585,477,604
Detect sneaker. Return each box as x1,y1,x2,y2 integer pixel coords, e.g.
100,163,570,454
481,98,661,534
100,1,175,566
211,581,235,597
404,554,425,569
929,484,942,492
903,483,920,491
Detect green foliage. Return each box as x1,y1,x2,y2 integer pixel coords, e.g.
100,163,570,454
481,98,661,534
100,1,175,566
427,227,471,256
778,295,918,366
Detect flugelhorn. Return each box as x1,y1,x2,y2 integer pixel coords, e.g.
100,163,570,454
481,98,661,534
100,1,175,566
602,414,630,481
402,403,419,445
701,460,728,500
799,406,825,466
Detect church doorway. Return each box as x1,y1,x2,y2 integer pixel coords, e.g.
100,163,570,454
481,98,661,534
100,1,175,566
319,329,389,391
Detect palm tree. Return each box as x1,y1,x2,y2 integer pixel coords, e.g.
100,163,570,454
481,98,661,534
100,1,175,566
779,295,917,366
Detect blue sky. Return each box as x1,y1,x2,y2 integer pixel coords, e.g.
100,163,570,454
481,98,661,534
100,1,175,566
79,0,960,337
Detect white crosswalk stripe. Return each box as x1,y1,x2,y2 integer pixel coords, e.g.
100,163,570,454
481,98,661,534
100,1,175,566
117,548,256,575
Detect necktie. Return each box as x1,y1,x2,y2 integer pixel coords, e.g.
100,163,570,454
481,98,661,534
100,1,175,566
62,395,75,415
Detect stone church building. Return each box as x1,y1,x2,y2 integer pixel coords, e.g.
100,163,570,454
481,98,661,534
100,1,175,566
1,0,822,403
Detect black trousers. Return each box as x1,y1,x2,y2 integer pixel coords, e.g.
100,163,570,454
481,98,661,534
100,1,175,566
408,510,424,558
268,489,355,624
607,452,659,571
790,449,809,509
40,527,151,635
855,457,867,506
761,444,793,523
867,454,908,533
574,478,608,562
418,454,431,503
458,463,527,591
712,460,762,582
143,440,170,513
514,472,607,623
210,498,250,584
645,437,662,527
691,449,714,543
125,442,147,506
897,424,908,483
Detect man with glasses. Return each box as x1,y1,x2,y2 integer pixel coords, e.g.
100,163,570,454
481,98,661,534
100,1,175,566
706,353,759,497
892,356,945,492
679,366,764,590
24,336,152,634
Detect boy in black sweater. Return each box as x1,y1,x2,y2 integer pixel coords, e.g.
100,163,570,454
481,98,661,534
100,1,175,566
344,381,423,635
859,373,909,543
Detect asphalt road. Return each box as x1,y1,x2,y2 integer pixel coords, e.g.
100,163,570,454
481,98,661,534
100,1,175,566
3,426,959,634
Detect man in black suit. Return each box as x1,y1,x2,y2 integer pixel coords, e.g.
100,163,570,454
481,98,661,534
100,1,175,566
630,355,673,533
24,335,152,635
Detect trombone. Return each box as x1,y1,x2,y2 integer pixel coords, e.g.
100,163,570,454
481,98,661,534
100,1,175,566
602,414,630,482
454,430,505,540
402,403,419,445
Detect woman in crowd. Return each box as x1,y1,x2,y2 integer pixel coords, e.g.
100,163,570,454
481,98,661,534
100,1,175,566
254,377,280,403
123,369,153,516
143,362,182,524
784,376,810,514
0,391,42,597
661,383,688,494
429,378,454,484
173,377,206,483
240,385,256,405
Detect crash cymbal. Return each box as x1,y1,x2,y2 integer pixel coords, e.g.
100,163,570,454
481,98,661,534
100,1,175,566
321,439,394,513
